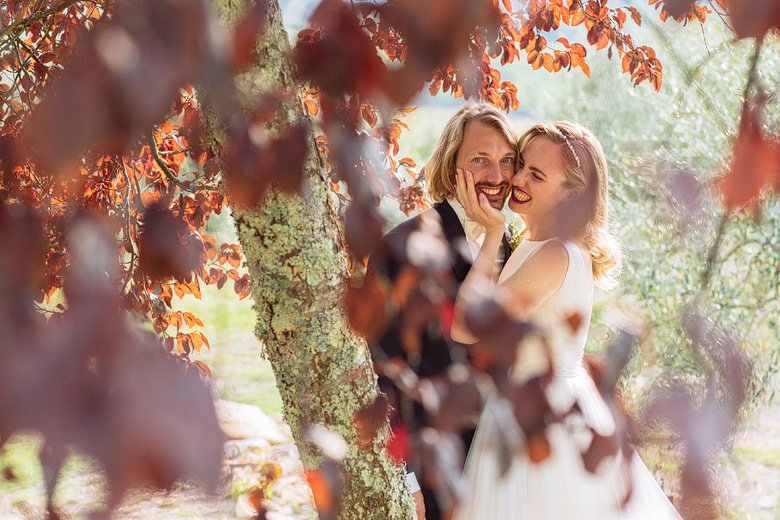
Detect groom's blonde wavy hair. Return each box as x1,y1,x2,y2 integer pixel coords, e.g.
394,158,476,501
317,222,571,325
424,103,519,202
518,121,622,288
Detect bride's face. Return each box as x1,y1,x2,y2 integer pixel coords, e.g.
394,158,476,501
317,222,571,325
508,136,574,217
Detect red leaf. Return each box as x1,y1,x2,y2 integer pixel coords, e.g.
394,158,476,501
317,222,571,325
353,393,390,449
344,270,387,341
223,122,308,207
231,1,268,71
138,202,203,279
234,273,251,300
721,111,780,210
728,0,780,39
192,360,212,378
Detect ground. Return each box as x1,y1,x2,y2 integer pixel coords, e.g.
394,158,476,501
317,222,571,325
1,285,778,519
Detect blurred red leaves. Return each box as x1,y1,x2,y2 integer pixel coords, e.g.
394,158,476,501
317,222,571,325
419,367,482,432
293,0,388,100
0,213,224,513
0,201,46,306
231,0,269,72
223,121,308,207
344,269,387,342
139,202,204,279
721,108,780,211
353,393,391,449
343,198,385,261
727,0,780,40
25,0,211,173
642,307,750,513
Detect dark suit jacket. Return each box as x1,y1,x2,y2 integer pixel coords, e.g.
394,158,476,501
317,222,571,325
368,200,512,409
367,201,512,519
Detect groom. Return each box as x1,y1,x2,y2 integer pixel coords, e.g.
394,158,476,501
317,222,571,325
368,103,518,519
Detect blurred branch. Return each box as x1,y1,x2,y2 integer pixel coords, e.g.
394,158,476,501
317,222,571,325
705,0,733,31
159,148,190,157
700,213,728,293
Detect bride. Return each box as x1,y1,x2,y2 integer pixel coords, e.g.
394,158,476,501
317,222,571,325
450,121,681,519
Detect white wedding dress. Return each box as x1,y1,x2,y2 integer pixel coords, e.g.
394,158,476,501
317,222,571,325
454,238,682,520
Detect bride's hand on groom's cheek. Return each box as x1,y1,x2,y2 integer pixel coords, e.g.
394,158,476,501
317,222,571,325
456,168,505,233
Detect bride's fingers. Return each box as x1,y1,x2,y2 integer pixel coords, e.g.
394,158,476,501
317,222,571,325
465,170,481,216
457,169,477,217
455,168,466,207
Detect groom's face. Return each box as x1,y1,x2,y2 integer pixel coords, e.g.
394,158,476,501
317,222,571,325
454,121,516,210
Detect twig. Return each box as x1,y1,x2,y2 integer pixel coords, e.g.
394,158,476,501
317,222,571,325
700,213,729,293
159,148,190,157
0,0,82,40
147,132,194,193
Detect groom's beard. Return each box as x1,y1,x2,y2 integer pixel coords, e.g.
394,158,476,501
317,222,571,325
475,182,510,210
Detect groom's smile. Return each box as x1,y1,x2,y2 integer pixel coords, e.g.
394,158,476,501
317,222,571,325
475,183,509,209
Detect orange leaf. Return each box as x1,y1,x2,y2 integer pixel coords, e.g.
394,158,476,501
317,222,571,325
305,469,334,514
542,53,554,72
200,332,211,350
182,311,204,328
191,332,203,352
526,432,551,463
305,99,319,116
621,54,631,73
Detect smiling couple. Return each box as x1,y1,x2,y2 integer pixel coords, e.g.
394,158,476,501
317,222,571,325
369,103,682,519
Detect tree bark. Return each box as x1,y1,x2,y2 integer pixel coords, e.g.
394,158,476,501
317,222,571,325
206,1,414,518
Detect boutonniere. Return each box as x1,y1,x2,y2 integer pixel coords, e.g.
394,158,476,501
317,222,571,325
507,220,524,252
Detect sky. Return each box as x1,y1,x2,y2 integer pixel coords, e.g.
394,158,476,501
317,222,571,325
280,0,319,29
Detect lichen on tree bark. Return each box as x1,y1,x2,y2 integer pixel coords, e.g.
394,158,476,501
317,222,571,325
206,1,414,518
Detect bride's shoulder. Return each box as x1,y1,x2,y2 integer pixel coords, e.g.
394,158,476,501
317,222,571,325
528,239,570,270
509,239,569,282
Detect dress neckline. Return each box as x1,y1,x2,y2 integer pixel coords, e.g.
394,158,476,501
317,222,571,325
519,237,556,244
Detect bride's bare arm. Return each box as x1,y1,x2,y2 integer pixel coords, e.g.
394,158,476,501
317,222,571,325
497,241,568,317
451,231,504,343
451,168,507,344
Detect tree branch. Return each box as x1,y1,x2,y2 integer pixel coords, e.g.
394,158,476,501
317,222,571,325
0,0,83,40
147,133,194,193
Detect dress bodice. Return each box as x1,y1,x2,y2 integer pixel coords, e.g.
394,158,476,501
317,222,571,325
497,238,593,378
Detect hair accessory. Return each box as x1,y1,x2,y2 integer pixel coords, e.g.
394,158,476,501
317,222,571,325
561,135,582,169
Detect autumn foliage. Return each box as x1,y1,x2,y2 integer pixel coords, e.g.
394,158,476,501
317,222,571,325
0,0,778,517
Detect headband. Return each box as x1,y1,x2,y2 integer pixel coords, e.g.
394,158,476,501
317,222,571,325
561,135,582,169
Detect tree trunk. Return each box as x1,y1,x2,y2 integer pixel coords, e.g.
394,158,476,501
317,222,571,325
207,1,414,519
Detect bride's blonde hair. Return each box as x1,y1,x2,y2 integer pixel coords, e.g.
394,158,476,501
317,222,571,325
518,121,621,288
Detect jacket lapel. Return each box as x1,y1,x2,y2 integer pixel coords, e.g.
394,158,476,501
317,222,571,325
434,201,472,283
434,201,514,282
